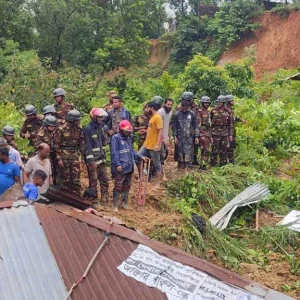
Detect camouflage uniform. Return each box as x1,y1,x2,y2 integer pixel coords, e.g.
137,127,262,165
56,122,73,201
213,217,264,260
36,126,61,184
210,107,233,166
20,116,43,146
57,122,85,193
54,102,73,125
197,107,211,168
172,110,199,168
102,103,113,113
133,114,150,150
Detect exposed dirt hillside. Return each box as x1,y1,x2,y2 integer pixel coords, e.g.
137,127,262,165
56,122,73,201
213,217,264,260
148,38,171,68
218,11,300,79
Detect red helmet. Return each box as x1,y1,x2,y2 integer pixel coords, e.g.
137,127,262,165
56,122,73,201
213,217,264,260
119,120,133,132
90,108,107,119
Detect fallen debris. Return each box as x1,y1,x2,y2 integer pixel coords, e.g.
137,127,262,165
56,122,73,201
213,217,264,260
278,210,300,232
210,183,270,231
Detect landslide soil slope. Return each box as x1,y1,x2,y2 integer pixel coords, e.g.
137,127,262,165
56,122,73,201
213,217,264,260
218,11,300,79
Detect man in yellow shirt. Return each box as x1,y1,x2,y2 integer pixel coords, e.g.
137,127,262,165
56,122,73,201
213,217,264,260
138,101,163,186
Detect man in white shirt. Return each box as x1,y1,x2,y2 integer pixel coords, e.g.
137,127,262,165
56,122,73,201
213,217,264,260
158,98,174,181
23,143,53,197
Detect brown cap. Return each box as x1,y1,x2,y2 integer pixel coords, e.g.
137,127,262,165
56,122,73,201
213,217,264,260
0,137,8,147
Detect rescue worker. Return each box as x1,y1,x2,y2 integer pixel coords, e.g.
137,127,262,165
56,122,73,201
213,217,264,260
105,95,132,139
225,94,246,164
42,105,57,118
20,104,43,146
2,126,18,150
152,95,164,109
83,108,109,210
102,90,117,112
35,115,60,184
111,120,142,212
197,96,212,170
133,104,151,150
57,109,85,194
210,95,233,167
53,88,73,124
172,100,199,169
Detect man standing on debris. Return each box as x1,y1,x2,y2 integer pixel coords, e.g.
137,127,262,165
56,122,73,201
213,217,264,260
83,108,109,210
35,115,61,185
23,143,53,197
158,98,174,180
138,101,163,186
102,90,117,112
0,147,20,195
197,96,212,170
53,88,73,125
172,100,199,170
57,110,85,194
20,104,43,147
105,95,132,140
111,120,143,212
210,95,233,167
133,104,151,150
225,95,246,164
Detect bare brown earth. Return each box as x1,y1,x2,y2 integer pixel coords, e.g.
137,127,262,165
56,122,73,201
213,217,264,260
148,38,171,68
218,11,300,79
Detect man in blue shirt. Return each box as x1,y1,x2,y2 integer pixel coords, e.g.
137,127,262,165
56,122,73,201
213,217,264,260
0,147,20,195
23,170,48,203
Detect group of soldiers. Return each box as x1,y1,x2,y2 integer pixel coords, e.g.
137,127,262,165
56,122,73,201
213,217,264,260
1,88,243,211
134,92,244,171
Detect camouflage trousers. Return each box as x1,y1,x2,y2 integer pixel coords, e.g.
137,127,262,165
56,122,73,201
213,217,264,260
113,172,133,193
199,136,211,167
227,139,236,164
211,135,228,167
87,162,109,194
60,157,81,193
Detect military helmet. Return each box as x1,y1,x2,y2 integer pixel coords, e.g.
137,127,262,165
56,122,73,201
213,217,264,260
43,115,58,127
182,91,194,101
42,105,56,115
67,109,81,122
53,88,66,97
216,95,227,103
2,126,15,136
152,96,163,105
200,96,211,103
25,104,37,116
225,94,234,102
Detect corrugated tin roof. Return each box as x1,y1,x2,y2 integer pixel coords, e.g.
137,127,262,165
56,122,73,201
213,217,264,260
36,203,167,300
36,203,294,300
0,203,69,300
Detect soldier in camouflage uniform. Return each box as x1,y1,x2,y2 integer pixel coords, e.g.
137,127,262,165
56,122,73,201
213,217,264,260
53,88,73,126
197,96,212,170
83,108,109,210
102,90,117,113
225,95,246,164
20,105,43,147
133,105,151,150
57,110,85,194
172,100,199,169
2,126,18,150
210,95,233,167
42,105,57,118
35,115,60,184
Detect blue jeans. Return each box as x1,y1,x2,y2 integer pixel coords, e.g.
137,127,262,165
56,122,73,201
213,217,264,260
138,146,161,172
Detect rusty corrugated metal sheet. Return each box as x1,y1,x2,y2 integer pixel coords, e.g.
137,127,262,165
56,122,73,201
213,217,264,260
0,203,69,300
35,204,167,300
35,203,294,300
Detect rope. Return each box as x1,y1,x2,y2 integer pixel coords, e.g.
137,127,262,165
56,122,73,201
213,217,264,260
63,220,114,300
